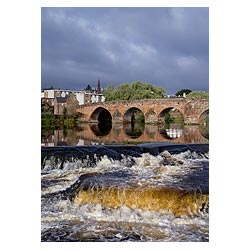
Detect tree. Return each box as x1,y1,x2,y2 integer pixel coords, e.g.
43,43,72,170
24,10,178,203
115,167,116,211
85,84,92,91
102,81,165,101
116,83,132,100
175,89,192,96
102,84,117,101
187,91,209,99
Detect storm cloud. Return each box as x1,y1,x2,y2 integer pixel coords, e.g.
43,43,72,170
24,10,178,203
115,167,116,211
41,7,208,95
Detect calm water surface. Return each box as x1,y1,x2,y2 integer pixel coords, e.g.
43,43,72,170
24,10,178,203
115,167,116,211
41,123,208,146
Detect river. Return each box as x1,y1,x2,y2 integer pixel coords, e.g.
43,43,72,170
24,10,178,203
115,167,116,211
41,123,208,146
41,123,209,242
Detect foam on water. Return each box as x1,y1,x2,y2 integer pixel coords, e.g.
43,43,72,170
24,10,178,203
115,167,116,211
41,147,209,241
41,199,208,241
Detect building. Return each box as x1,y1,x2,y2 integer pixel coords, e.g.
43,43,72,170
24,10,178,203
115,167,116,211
41,81,105,115
53,93,80,116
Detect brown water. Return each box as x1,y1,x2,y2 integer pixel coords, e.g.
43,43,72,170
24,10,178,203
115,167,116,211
75,186,208,217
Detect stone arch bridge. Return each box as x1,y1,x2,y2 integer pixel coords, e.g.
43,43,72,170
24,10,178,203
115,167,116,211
77,98,209,125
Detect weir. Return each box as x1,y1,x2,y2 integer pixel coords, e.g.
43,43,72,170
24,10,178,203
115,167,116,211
41,143,209,242
41,143,209,165
74,186,208,217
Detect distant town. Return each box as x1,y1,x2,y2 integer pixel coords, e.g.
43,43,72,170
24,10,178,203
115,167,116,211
41,79,105,116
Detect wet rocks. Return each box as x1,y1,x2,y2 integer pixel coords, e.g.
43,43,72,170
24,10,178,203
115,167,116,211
153,166,169,175
160,151,183,166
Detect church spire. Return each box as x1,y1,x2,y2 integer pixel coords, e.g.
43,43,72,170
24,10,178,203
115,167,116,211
97,78,101,94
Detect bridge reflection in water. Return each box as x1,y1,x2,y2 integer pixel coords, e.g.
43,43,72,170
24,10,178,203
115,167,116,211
41,123,208,146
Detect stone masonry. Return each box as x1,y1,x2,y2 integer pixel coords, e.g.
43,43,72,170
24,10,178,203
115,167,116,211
77,98,209,125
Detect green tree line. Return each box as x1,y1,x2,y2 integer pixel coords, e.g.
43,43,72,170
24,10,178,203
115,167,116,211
102,81,166,101
102,81,208,101
187,91,209,99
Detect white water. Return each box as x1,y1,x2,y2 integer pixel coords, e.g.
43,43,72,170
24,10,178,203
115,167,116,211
41,149,209,241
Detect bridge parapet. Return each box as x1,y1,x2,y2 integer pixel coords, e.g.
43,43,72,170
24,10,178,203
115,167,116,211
79,97,187,108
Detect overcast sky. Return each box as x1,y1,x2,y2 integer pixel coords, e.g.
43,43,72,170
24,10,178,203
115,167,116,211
41,7,208,95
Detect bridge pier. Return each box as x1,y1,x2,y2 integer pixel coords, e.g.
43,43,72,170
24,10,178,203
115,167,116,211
184,117,200,125
112,109,123,123
112,116,123,124
145,109,159,124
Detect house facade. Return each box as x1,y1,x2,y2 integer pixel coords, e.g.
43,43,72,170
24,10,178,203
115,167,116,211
41,83,105,115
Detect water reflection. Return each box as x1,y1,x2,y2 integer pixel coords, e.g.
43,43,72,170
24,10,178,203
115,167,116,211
159,123,184,140
165,128,183,139
124,123,145,138
41,123,209,146
89,122,112,136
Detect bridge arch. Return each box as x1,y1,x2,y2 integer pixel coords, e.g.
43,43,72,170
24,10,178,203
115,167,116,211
89,107,112,123
77,98,209,125
123,107,145,124
199,109,209,125
158,107,184,124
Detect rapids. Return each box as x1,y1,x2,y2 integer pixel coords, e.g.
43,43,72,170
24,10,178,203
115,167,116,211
41,143,209,242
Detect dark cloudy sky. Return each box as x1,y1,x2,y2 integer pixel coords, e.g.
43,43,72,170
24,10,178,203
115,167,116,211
41,7,208,95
